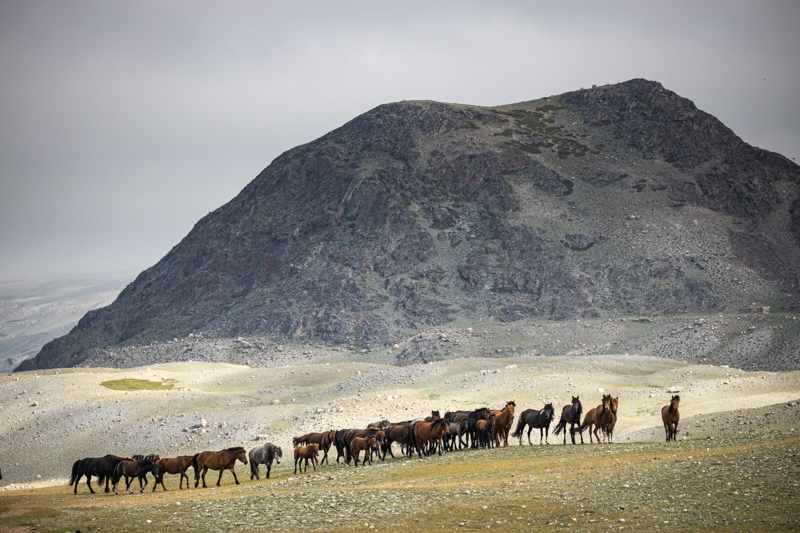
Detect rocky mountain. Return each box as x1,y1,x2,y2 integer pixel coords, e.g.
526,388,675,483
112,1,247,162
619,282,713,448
17,79,800,371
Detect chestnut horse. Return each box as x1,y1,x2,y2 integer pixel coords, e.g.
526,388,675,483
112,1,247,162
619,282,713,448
579,395,612,444
602,396,619,443
413,419,449,457
351,436,377,467
491,401,516,447
294,444,320,474
662,395,680,442
153,455,194,491
193,447,248,488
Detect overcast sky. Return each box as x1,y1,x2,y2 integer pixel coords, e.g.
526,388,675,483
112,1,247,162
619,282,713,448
1,1,798,281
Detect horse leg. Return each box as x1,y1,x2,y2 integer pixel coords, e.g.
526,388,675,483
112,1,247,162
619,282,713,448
83,475,92,494
201,467,209,488
231,467,240,485
294,458,299,475
216,468,224,486
266,461,272,479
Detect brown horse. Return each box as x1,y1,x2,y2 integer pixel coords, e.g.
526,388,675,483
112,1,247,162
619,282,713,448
193,447,248,488
381,424,414,459
294,444,320,474
153,456,194,491
475,415,496,448
342,428,385,464
491,401,516,447
351,437,377,467
662,395,680,442
579,395,612,444
294,430,336,465
602,397,619,443
413,419,449,457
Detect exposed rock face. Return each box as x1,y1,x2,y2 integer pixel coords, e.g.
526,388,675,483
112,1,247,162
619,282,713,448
17,79,800,371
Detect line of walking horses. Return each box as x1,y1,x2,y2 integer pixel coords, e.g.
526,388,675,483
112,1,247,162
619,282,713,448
67,394,681,495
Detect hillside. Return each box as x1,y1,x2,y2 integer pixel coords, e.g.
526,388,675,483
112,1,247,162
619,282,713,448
17,79,800,371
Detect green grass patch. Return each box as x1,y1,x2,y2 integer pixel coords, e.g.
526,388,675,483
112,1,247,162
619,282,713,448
100,378,176,391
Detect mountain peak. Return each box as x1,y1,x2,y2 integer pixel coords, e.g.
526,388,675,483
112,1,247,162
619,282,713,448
17,80,800,371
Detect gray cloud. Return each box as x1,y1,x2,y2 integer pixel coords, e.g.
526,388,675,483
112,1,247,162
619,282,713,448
1,0,798,279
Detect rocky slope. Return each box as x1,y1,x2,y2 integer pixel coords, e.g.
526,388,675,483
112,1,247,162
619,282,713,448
17,79,800,371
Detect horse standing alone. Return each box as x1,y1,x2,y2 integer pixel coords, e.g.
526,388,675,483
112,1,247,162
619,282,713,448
512,403,555,445
662,395,680,442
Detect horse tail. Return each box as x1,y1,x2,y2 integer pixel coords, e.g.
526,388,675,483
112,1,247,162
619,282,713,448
191,454,200,478
249,455,257,478
578,417,589,434
69,460,80,486
553,419,565,436
293,434,308,447
510,417,525,439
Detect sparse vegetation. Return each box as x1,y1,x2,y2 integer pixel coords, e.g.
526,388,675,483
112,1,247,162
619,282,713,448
100,378,175,391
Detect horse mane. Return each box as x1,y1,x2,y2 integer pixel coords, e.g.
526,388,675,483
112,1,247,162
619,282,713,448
225,447,245,452
668,395,680,414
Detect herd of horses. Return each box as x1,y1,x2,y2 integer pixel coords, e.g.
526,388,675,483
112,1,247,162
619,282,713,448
67,395,681,495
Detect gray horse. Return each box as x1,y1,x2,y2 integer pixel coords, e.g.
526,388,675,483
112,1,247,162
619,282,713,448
249,443,282,480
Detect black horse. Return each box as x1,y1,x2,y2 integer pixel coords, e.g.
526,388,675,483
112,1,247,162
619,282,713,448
249,443,282,480
333,429,349,463
511,403,555,445
69,455,128,494
468,408,491,448
553,396,584,445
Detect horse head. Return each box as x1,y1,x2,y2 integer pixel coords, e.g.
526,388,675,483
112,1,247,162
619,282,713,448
669,395,680,414
571,396,582,418
274,446,283,463
611,397,619,415
543,403,554,418
601,394,612,413
236,448,248,465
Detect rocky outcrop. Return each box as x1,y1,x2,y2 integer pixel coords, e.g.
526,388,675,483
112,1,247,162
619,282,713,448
17,79,800,371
